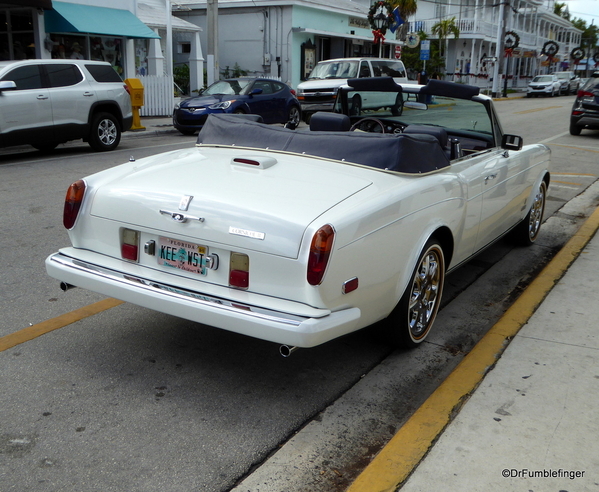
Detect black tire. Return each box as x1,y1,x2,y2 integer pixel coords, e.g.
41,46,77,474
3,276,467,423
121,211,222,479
88,112,121,151
391,93,404,116
177,128,197,136
384,239,445,348
233,108,246,115
350,95,362,116
511,180,546,246
526,94,531,98
287,106,301,126
569,121,582,136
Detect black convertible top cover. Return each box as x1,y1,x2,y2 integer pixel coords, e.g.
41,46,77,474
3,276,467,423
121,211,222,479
197,114,450,174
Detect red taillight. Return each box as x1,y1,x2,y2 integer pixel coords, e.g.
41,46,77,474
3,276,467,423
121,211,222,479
120,228,139,262
63,180,86,229
124,84,131,95
307,225,335,286
577,90,594,98
290,89,296,96
229,252,249,289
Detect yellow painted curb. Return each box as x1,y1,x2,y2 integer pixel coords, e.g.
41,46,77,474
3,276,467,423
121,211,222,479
0,298,124,352
347,206,599,492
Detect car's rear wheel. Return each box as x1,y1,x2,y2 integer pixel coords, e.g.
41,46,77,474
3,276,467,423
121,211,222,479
569,121,582,135
88,112,121,151
511,180,546,246
287,106,301,126
385,239,445,348
391,93,404,116
177,128,196,136
350,95,362,116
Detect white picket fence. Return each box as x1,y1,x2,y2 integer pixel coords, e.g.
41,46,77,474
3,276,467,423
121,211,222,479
138,75,174,117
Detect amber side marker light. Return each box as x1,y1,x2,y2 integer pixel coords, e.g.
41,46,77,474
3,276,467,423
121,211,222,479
63,179,86,229
307,224,335,286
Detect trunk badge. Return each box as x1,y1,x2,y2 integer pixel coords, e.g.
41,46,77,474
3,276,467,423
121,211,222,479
229,227,265,240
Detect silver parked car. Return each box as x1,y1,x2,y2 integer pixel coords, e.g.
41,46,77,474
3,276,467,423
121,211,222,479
527,74,561,97
554,71,581,94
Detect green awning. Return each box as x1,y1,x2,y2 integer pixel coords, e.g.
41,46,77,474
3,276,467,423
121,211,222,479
45,1,160,39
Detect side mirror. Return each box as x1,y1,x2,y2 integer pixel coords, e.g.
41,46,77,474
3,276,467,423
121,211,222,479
501,134,523,151
249,88,263,96
0,80,17,92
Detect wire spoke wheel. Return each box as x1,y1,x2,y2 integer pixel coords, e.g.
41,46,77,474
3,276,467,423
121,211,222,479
407,245,444,341
384,239,445,348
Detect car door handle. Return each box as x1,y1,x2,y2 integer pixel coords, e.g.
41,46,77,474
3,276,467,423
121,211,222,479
83,92,94,97
484,173,497,183
37,95,49,100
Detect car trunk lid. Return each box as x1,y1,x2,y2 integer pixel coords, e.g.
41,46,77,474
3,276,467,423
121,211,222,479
89,148,373,258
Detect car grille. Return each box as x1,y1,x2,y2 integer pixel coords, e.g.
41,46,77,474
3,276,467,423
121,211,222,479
177,113,209,126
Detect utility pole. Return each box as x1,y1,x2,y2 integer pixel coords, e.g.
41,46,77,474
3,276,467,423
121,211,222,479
207,0,219,85
491,0,508,98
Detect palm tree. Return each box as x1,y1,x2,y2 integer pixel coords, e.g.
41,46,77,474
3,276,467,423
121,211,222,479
431,17,460,58
554,2,571,21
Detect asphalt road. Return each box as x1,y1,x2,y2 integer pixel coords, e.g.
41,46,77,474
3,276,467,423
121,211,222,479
1,95,598,492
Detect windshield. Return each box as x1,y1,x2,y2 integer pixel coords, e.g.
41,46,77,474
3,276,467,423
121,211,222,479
555,73,569,80
204,79,252,96
336,90,494,136
308,61,359,80
533,76,552,83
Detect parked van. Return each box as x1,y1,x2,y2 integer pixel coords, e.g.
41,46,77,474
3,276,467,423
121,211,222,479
296,57,409,122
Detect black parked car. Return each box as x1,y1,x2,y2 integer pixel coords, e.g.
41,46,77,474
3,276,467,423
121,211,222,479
173,78,301,135
570,73,599,135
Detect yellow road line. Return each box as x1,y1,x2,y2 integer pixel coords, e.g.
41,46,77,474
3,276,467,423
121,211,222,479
551,143,599,153
0,298,124,352
552,172,596,177
553,180,582,186
347,205,599,492
515,106,562,114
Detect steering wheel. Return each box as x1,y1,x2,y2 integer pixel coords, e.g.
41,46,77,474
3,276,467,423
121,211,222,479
350,117,386,133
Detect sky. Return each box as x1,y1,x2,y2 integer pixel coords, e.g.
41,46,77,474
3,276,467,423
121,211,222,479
563,0,598,28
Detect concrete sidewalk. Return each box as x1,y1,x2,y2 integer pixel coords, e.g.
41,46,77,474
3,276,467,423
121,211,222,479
398,217,599,491
348,204,599,491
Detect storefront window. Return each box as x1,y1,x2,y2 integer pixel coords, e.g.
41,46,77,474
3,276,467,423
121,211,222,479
0,9,35,61
135,38,149,76
49,35,125,75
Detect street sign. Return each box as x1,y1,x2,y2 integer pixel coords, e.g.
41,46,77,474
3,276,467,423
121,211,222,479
481,56,497,63
394,45,402,59
420,40,430,61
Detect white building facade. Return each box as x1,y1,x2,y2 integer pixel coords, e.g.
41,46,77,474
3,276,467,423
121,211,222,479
172,0,583,91
404,0,583,90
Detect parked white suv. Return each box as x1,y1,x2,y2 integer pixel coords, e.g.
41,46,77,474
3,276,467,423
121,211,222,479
296,57,409,122
0,59,132,152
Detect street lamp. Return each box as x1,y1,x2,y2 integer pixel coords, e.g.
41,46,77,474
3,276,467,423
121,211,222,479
373,10,388,31
372,6,388,57
503,36,514,97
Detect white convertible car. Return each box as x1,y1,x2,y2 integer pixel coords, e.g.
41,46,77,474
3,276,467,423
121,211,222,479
46,78,550,355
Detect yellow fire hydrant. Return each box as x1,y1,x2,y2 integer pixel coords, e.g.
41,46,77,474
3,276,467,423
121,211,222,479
124,78,145,131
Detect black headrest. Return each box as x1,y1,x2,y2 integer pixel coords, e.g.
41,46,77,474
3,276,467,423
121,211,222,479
403,125,448,148
420,79,480,98
309,112,351,132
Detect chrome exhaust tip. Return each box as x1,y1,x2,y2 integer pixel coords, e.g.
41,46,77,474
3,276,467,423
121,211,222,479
60,282,76,292
279,345,298,358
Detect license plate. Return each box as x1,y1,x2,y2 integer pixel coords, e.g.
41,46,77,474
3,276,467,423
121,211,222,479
158,236,208,275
